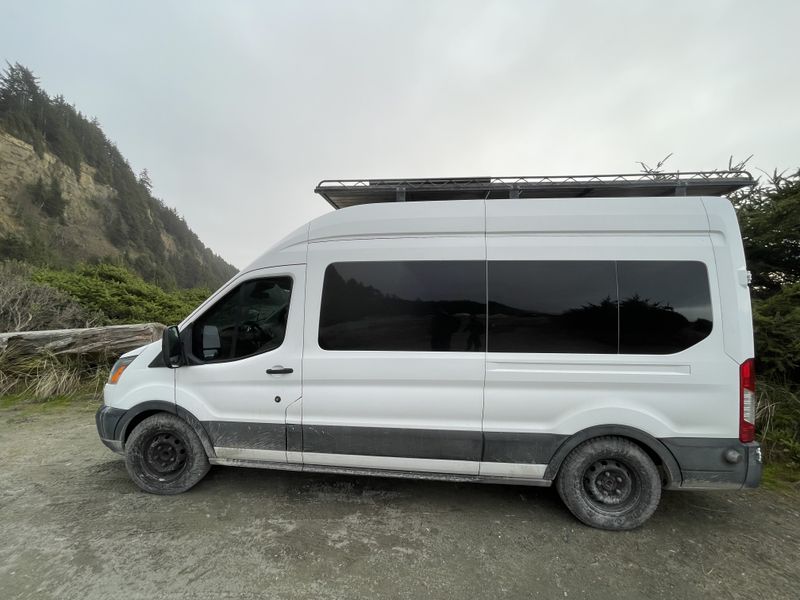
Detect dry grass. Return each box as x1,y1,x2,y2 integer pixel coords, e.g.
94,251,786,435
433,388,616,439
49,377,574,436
0,350,110,401
756,380,800,465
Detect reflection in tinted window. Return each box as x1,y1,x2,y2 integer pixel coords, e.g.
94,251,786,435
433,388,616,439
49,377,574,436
488,261,617,353
319,261,486,351
192,287,240,361
618,261,711,354
192,277,293,362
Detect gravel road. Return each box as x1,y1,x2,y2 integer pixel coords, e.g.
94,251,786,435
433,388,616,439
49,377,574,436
1,403,798,600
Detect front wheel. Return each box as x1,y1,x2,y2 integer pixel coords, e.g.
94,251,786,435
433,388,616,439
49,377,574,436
125,413,210,494
556,436,661,531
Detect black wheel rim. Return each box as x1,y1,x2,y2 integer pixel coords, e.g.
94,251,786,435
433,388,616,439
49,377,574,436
582,458,640,512
142,430,188,481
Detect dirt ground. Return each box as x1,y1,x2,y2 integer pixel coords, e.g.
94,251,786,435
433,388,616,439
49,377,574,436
1,403,798,600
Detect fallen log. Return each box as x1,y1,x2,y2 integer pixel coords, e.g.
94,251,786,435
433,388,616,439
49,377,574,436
0,323,165,358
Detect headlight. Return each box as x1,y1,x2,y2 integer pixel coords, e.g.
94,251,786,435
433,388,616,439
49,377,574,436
108,356,137,384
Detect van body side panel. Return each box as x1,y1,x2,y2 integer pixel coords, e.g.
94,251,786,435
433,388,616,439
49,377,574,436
702,197,755,364
482,197,742,482
302,214,486,475
302,425,482,460
308,199,484,242
483,232,735,439
485,196,711,236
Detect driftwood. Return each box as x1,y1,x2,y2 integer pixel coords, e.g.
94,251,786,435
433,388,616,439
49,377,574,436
0,323,165,358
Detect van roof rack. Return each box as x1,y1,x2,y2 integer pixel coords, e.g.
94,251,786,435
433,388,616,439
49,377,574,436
315,170,754,209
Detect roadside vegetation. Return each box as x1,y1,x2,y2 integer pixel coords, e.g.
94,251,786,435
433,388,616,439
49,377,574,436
0,62,236,288
732,170,800,485
0,261,208,401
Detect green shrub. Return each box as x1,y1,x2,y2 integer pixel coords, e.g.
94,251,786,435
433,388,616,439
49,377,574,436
33,263,209,326
29,176,66,220
757,380,800,466
0,260,103,331
753,282,800,383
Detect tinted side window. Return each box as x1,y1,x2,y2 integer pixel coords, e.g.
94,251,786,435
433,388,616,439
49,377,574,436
488,261,617,353
192,287,240,361
192,277,293,362
618,261,712,354
319,261,486,351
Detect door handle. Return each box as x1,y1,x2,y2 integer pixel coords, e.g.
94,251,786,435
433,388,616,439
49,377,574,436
266,366,293,375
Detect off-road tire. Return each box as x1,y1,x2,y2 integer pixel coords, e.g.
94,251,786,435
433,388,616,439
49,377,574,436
125,413,210,495
556,436,661,531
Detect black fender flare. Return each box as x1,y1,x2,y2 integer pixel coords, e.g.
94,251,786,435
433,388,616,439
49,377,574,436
114,400,176,441
176,405,217,458
114,401,216,459
543,425,683,487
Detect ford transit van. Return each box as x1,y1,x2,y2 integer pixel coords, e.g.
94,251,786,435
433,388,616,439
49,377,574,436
96,172,761,530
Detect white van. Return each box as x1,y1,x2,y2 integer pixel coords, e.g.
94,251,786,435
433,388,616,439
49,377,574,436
96,172,762,530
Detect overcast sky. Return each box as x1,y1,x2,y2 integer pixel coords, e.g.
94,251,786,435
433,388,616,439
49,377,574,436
2,1,799,268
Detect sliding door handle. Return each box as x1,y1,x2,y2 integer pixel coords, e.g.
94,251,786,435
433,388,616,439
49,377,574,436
266,366,293,375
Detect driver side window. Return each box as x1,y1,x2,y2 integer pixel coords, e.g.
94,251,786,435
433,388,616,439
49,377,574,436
191,276,293,362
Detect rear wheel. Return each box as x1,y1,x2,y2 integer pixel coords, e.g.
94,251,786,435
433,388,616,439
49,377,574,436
125,413,210,494
556,436,661,530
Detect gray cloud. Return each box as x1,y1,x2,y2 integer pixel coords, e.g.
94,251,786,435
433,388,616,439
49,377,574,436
3,0,798,267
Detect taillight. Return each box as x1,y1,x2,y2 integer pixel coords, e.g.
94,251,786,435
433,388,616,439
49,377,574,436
739,358,756,443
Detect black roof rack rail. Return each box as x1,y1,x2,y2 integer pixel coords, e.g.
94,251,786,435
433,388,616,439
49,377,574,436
315,171,754,209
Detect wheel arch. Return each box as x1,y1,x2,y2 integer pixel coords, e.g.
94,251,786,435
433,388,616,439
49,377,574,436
115,401,216,458
544,425,682,487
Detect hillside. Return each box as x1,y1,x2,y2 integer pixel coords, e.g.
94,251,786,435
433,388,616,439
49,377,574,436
0,63,236,289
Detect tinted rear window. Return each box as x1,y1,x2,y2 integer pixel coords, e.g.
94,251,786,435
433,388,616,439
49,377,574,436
319,261,486,351
488,261,618,353
618,261,712,354
318,259,712,355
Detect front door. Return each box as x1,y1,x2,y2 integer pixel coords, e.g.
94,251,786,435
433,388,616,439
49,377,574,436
175,265,305,463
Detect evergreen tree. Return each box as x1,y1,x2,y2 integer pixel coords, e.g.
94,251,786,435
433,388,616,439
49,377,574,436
138,168,153,192
732,170,800,296
0,62,237,288
43,176,66,219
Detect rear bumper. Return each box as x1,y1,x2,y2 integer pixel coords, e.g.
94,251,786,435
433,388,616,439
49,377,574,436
95,405,127,455
662,437,762,490
743,443,762,488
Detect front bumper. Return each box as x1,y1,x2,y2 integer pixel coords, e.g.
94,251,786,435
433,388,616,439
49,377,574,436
95,405,127,455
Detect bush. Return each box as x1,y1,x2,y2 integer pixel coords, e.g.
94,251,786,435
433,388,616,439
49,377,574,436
0,260,209,402
32,263,208,325
732,169,800,297
753,282,800,383
757,381,800,466
29,176,66,220
0,261,102,332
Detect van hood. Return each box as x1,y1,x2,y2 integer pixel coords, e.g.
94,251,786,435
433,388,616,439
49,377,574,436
121,340,159,359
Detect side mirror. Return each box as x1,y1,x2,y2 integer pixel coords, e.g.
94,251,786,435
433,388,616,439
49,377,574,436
161,325,183,368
